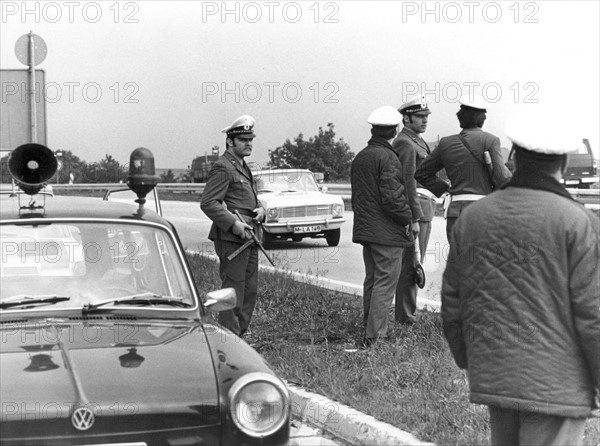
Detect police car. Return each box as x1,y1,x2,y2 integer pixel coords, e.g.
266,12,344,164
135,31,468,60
0,144,291,446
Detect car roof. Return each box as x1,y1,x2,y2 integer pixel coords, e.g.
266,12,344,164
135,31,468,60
0,194,170,226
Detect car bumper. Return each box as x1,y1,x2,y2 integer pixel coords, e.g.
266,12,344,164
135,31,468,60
263,218,345,234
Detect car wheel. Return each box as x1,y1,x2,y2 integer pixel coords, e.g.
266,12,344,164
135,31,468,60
325,228,341,246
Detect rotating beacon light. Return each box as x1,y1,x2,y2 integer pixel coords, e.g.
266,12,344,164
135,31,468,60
127,147,160,214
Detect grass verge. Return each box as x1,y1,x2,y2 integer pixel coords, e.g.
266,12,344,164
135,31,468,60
187,253,599,446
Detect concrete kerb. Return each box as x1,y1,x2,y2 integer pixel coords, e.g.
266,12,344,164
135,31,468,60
287,382,436,446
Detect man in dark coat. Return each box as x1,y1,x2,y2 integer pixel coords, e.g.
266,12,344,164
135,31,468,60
442,110,600,445
200,115,265,337
393,95,434,324
351,106,413,346
415,95,512,244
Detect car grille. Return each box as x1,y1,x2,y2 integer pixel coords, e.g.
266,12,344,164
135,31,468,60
281,205,331,218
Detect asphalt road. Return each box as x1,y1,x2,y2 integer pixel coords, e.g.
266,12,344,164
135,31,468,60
161,200,449,302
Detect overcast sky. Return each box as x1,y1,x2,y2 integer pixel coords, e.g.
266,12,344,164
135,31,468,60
1,1,599,169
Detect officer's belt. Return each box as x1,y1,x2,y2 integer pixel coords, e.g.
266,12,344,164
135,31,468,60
451,194,485,202
230,208,256,218
416,188,436,200
443,194,485,218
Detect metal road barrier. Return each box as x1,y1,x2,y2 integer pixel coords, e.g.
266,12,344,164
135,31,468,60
33,182,600,208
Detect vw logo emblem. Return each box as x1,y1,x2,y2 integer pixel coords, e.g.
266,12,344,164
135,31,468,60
71,407,95,431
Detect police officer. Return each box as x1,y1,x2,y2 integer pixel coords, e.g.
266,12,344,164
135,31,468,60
200,115,265,337
415,95,512,244
393,95,435,325
351,106,413,346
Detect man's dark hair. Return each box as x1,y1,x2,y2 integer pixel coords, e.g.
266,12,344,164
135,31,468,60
457,106,486,129
371,125,397,140
513,145,566,174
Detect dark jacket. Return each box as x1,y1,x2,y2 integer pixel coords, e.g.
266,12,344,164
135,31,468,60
200,150,260,243
442,172,600,418
351,136,413,246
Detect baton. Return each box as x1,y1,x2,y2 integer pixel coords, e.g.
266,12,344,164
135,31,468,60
234,210,276,267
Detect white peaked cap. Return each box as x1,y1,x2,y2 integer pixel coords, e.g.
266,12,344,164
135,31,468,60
458,94,489,111
505,108,581,155
221,115,256,134
367,106,402,126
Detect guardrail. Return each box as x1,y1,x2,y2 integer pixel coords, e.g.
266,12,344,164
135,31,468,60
29,182,600,207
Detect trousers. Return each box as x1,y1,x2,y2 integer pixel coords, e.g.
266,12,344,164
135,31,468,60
488,406,587,446
362,243,404,339
214,239,258,337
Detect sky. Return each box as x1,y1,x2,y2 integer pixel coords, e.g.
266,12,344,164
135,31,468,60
1,0,599,169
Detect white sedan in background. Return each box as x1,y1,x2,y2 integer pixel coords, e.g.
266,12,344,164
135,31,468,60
255,169,346,247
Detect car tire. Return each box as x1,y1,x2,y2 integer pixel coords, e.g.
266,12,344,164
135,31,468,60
325,228,341,247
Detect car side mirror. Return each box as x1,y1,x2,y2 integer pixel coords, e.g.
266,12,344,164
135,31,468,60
204,287,236,312
320,186,328,193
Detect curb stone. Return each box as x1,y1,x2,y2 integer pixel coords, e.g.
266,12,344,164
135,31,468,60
287,382,436,446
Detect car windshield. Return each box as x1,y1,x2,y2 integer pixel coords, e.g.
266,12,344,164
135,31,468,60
0,222,195,309
256,171,319,193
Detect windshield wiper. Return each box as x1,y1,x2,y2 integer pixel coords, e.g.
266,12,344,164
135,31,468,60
0,295,71,309
83,293,192,312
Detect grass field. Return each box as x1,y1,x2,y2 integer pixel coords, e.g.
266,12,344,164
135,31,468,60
187,253,600,446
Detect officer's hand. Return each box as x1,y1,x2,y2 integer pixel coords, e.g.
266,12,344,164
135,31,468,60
253,206,265,222
412,222,420,236
231,220,252,239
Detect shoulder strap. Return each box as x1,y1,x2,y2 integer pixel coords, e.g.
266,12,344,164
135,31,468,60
457,135,495,186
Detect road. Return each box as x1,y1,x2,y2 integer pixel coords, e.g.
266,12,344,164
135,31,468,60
161,200,449,303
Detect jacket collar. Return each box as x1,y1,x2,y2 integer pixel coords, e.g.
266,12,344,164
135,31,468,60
224,150,253,180
502,168,574,201
401,127,430,153
369,136,395,152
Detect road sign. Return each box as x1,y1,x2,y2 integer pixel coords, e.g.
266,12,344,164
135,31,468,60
15,33,47,66
0,69,47,149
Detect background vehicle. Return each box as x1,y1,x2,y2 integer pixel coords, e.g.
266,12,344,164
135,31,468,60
562,139,598,188
191,154,219,183
506,138,598,188
1,144,291,446
256,169,345,247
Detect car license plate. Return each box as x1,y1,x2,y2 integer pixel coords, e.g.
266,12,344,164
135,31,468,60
565,180,580,185
294,225,321,233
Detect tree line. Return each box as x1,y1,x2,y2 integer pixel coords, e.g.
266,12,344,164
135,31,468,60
1,123,355,184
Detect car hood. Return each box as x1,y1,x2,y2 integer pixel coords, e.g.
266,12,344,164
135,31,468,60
0,318,220,439
259,191,342,208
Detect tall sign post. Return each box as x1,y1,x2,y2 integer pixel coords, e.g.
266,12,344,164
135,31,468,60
14,32,48,143
1,33,48,193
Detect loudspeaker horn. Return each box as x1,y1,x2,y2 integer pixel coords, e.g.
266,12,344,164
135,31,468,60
8,143,58,195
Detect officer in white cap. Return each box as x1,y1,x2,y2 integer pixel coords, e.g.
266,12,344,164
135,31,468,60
415,94,512,244
393,95,434,325
351,106,413,347
441,110,599,446
201,114,265,337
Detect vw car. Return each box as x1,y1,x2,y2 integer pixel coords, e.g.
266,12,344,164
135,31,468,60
255,169,345,247
1,144,291,446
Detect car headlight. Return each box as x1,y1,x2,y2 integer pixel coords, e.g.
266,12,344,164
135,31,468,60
332,203,344,218
229,373,290,438
266,208,279,222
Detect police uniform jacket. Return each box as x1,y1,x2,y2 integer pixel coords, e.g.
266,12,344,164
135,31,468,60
415,128,512,218
351,136,413,247
393,127,435,221
200,150,261,243
442,171,600,418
